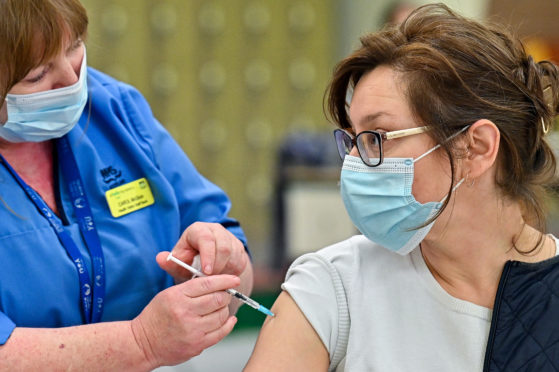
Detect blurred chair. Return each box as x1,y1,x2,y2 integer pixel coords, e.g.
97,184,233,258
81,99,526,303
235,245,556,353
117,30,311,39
272,130,357,269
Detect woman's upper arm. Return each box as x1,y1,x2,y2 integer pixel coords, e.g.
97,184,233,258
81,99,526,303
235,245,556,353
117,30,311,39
244,291,330,371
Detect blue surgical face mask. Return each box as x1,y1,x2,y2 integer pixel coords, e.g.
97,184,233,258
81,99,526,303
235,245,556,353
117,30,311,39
0,47,88,143
340,144,464,255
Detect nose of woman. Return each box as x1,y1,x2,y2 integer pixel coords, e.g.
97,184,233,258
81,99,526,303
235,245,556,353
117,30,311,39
51,50,83,90
349,145,360,157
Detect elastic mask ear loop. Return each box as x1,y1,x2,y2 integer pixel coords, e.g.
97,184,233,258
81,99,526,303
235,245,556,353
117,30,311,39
412,125,471,203
445,125,471,199
414,144,440,163
413,125,471,164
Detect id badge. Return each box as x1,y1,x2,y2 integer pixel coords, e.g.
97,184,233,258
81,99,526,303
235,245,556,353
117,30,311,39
105,177,154,218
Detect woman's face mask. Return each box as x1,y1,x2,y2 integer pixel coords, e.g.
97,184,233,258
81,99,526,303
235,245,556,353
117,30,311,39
340,130,466,255
0,47,88,143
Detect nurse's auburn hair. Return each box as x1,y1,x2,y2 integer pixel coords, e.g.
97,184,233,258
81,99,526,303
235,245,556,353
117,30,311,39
326,3,559,254
0,0,88,100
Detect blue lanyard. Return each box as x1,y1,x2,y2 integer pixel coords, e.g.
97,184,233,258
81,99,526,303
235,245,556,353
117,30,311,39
0,136,105,324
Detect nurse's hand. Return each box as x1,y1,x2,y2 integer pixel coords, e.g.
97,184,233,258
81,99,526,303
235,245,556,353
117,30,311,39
131,274,240,368
157,222,249,283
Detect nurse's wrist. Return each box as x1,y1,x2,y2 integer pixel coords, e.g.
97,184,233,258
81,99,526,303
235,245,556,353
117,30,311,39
129,318,160,371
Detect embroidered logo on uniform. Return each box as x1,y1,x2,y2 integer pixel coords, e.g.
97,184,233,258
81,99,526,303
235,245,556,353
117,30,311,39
100,166,125,188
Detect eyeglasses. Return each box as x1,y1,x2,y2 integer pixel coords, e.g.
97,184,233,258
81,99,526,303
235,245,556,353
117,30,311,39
333,126,429,167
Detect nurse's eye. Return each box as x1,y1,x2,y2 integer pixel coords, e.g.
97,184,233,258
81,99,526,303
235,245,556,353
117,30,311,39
25,67,49,84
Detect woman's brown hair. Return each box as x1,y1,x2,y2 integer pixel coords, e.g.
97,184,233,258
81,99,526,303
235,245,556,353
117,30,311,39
0,0,88,100
327,3,559,252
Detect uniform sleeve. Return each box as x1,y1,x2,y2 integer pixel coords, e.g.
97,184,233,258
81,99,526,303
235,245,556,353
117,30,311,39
117,84,247,249
0,311,15,345
281,252,350,370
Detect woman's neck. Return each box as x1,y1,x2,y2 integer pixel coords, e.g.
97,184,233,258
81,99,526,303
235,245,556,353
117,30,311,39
0,140,59,215
420,188,556,308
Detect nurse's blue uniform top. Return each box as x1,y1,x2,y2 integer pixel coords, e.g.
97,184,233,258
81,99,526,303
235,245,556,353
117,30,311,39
0,68,247,344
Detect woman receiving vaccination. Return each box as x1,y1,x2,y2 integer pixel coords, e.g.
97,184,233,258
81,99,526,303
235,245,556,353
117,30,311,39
246,4,559,371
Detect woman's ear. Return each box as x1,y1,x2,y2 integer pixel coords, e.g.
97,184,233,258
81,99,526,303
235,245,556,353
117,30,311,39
462,119,500,179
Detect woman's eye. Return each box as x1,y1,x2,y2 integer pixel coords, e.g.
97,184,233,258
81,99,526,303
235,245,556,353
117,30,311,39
26,69,47,83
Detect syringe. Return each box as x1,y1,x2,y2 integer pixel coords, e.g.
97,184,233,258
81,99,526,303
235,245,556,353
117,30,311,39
167,252,275,317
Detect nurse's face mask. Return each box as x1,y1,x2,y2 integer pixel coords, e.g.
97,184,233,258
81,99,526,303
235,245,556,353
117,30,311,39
334,126,468,255
0,47,88,143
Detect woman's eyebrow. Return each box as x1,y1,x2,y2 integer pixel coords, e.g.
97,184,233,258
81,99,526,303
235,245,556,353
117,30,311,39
357,111,391,127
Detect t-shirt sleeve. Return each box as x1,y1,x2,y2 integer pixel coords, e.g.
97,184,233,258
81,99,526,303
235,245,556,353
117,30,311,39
281,252,350,370
0,311,15,345
117,83,248,249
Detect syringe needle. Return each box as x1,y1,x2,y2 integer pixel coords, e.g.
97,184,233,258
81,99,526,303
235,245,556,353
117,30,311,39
167,252,275,317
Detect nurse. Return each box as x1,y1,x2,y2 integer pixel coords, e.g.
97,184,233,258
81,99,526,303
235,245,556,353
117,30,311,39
0,0,253,370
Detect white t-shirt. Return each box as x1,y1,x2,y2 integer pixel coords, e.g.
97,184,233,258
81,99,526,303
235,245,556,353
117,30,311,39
282,235,559,372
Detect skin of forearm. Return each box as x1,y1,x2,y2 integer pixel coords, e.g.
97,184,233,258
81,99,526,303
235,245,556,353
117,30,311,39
0,321,154,372
0,253,254,370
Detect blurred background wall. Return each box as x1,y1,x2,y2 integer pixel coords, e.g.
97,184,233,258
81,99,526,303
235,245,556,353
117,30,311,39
78,0,558,370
